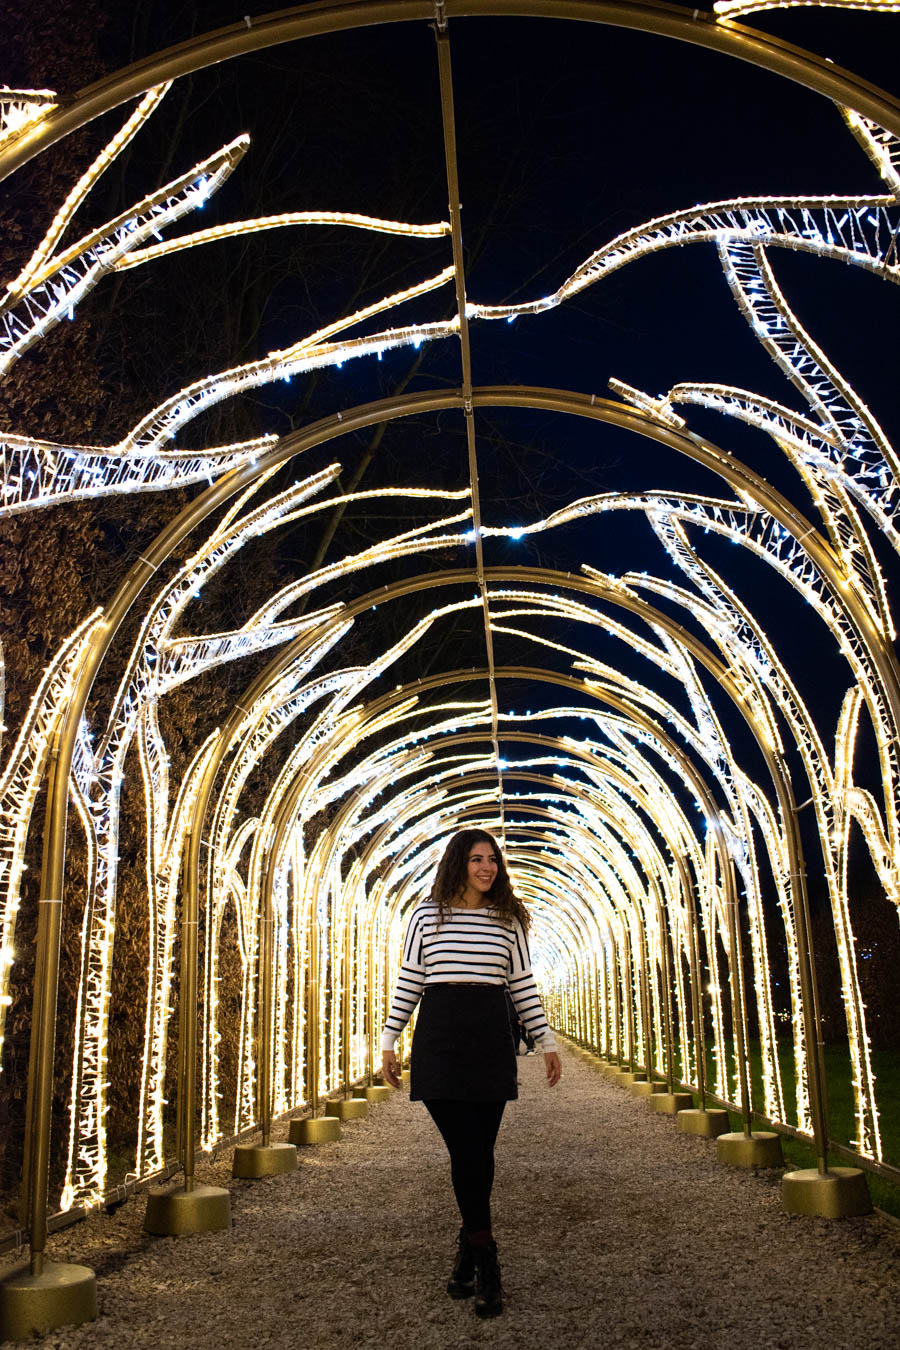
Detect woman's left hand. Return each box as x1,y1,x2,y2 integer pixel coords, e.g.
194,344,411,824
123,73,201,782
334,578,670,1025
544,1051,561,1087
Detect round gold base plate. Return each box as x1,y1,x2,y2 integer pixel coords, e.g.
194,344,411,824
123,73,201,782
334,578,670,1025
717,1131,784,1168
648,1091,694,1114
352,1085,393,1103
616,1071,646,1087
289,1115,341,1145
0,1262,97,1342
324,1097,369,1120
232,1141,298,1178
782,1166,872,1217
143,1182,231,1235
676,1108,731,1137
630,1079,667,1097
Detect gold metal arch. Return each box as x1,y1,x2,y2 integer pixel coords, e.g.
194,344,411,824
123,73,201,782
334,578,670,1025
3,0,900,184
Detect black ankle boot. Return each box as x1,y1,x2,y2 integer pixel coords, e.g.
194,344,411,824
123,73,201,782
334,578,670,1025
446,1227,476,1299
472,1240,502,1318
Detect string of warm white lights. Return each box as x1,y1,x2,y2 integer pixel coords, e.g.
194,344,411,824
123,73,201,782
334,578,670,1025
716,241,900,543
0,613,103,1070
839,106,900,198
468,195,900,323
0,86,57,152
111,307,457,463
0,432,280,517
0,135,249,377
113,210,450,272
715,0,900,15
666,380,897,613
4,85,171,303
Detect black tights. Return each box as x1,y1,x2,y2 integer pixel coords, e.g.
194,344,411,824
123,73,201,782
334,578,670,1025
424,1099,506,1233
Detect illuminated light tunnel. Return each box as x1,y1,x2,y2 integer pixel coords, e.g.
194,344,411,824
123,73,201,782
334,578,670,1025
1,0,900,1335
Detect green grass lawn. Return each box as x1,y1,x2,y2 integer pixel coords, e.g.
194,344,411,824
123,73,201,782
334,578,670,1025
696,1039,900,1220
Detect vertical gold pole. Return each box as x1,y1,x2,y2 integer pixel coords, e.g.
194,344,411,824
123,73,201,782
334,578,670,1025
720,849,754,1135
229,835,297,1179
622,927,636,1067
592,950,602,1054
576,961,584,1043
258,866,275,1148
180,737,230,1183
382,917,392,1074
21,740,66,1275
341,913,351,1097
610,933,622,1063
144,748,231,1229
174,840,188,1169
656,896,676,1093
780,781,830,1173
636,918,652,1075
180,827,201,1191
308,893,320,1115
365,917,375,1085
679,859,708,1108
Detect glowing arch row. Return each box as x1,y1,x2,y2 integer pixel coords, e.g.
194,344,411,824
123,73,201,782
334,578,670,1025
194,526,890,1171
206,602,782,1161
5,0,900,1242
8,388,900,1204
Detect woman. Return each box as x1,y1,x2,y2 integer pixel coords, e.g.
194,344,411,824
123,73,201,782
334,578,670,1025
381,828,561,1319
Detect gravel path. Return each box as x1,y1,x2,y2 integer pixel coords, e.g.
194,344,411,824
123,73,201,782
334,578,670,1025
3,1044,899,1349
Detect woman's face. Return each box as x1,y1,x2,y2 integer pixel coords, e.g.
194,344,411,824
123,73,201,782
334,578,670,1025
465,843,498,897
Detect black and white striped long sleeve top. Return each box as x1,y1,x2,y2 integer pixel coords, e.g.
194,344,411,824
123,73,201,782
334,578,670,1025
381,902,557,1052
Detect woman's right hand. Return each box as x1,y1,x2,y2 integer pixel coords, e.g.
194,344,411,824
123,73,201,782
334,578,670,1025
382,1049,402,1088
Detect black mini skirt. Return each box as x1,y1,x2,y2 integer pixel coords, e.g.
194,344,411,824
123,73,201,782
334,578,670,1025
410,984,518,1102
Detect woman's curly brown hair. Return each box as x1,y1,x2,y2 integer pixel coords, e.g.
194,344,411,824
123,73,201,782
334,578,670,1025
430,828,530,931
